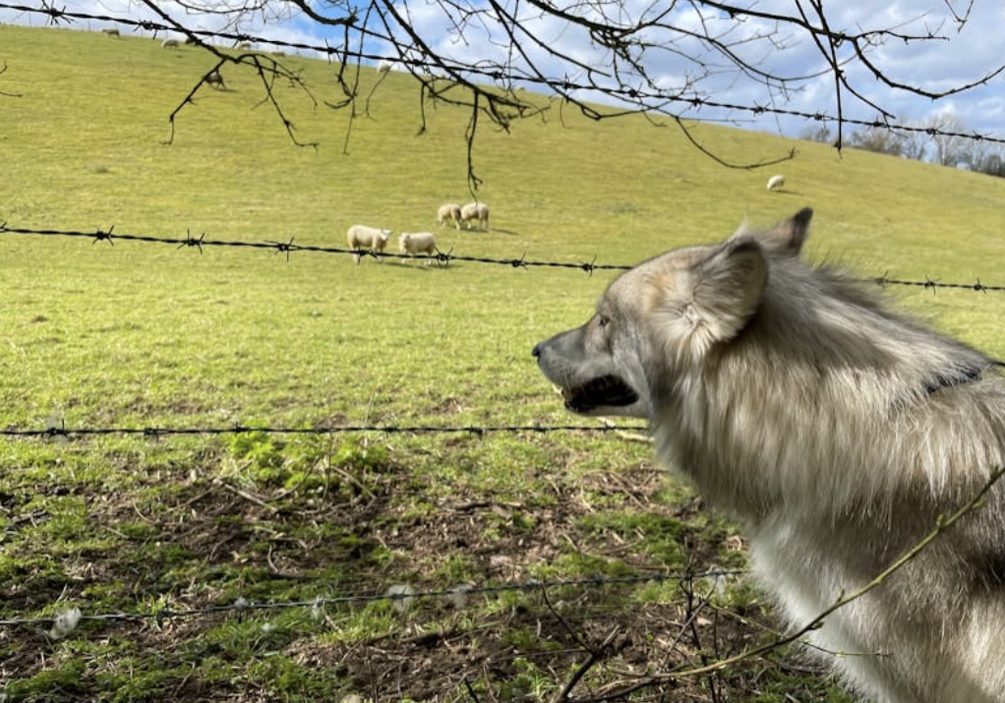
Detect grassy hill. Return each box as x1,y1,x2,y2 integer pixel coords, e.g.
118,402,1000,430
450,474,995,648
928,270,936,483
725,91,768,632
2,22,1005,703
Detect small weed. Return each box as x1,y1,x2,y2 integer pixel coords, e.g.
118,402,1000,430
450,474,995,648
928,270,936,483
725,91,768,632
580,511,688,567
331,436,389,472
431,554,481,583
247,654,350,701
319,601,401,646
527,551,636,588
502,626,565,654
4,656,88,701
228,430,286,484
499,658,556,700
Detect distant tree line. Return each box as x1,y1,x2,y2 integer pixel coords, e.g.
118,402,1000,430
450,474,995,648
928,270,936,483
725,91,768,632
802,117,1005,178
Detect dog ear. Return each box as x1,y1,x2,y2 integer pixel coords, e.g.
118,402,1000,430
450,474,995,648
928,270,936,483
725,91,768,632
688,238,768,346
645,239,767,361
732,207,812,256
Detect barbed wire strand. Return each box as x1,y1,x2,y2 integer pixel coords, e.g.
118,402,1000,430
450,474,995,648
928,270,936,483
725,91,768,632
0,568,746,628
0,223,628,274
871,273,1005,293
0,423,647,439
3,223,1004,291
2,2,1005,145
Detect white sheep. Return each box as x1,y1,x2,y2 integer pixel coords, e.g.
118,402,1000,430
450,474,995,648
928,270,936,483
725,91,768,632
398,232,437,263
460,202,490,230
377,60,393,74
100,28,120,37
766,174,785,191
236,41,252,50
161,38,180,49
437,203,462,230
205,69,225,90
346,224,392,264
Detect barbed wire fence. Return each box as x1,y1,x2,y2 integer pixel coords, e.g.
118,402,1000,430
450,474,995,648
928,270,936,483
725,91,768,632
4,11,1005,699
3,467,1002,700
4,223,1005,292
0,258,1001,684
3,2,1005,151
2,159,1004,701
0,569,745,629
0,422,648,439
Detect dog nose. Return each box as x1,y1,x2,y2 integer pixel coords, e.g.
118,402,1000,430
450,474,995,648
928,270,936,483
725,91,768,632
531,342,542,358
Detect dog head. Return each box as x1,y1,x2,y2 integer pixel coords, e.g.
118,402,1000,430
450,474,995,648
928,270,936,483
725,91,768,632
532,209,813,419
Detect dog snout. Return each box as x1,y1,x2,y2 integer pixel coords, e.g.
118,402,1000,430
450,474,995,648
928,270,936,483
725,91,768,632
531,342,543,358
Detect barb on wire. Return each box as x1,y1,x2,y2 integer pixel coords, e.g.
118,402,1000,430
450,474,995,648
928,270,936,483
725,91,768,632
178,229,206,253
91,226,114,245
0,568,747,629
268,236,297,261
434,246,453,268
3,223,1005,291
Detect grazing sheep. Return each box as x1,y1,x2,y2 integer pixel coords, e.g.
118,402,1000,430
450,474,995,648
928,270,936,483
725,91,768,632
766,174,785,191
437,203,462,229
236,41,252,50
346,224,392,264
398,232,437,262
161,38,180,49
377,59,392,74
460,202,490,230
205,70,225,89
100,28,120,37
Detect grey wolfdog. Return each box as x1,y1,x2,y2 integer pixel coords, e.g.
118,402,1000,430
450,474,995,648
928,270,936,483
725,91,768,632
533,209,1005,703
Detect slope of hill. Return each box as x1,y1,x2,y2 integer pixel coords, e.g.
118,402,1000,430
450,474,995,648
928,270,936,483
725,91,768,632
3,24,1004,270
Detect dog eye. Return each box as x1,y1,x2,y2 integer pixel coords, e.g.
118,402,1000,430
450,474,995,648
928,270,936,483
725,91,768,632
597,315,610,328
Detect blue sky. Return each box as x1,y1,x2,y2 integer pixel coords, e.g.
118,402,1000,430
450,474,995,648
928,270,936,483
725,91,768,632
4,0,1003,141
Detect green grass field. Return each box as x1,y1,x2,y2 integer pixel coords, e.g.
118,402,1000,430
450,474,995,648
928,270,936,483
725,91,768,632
2,22,1005,702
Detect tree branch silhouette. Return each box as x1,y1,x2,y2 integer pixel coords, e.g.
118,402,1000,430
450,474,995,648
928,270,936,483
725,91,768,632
1,59,23,97
5,0,1003,183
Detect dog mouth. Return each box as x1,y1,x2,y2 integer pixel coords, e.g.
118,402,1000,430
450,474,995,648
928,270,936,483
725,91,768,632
561,374,639,413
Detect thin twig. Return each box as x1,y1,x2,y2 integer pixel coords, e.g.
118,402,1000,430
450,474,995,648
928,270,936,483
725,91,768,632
216,479,281,514
552,627,621,703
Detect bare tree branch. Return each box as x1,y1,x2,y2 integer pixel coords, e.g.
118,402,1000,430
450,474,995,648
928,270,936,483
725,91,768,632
4,0,1003,181
0,60,23,98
